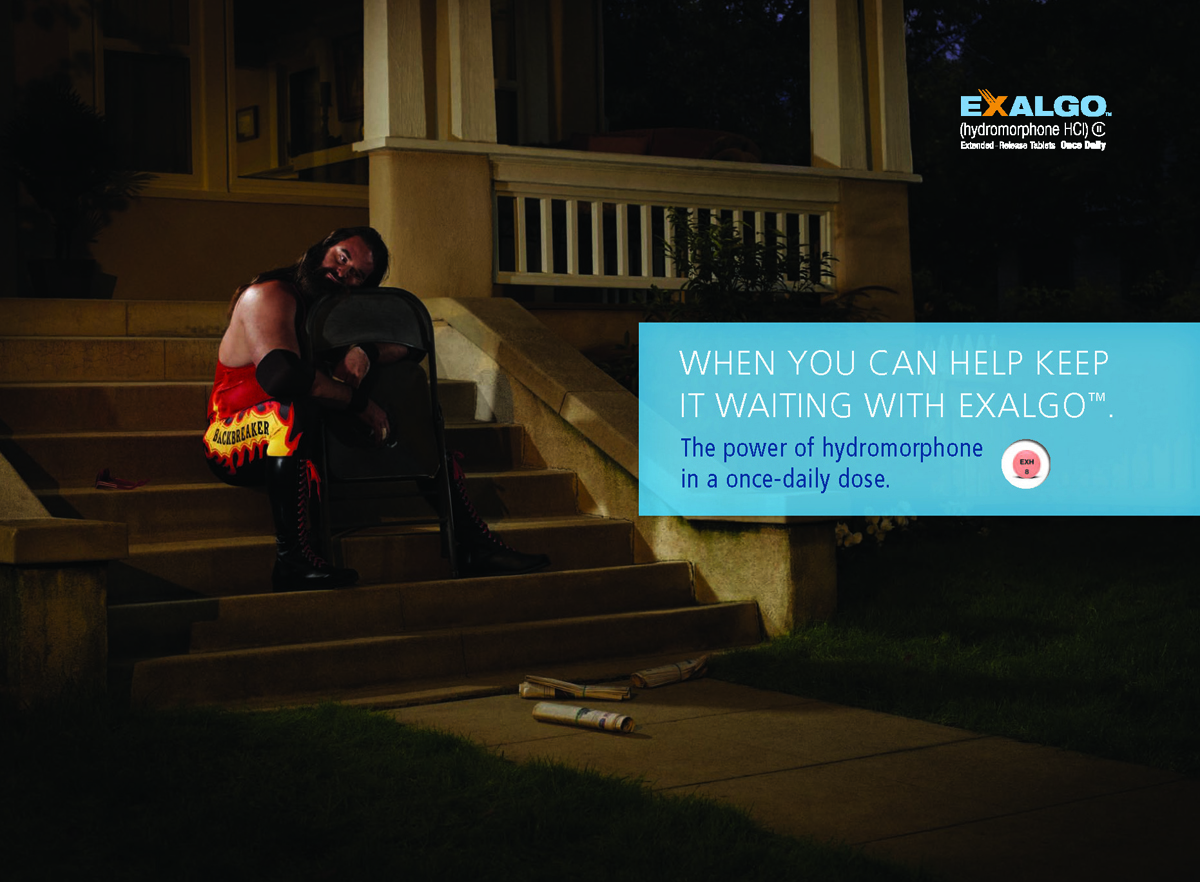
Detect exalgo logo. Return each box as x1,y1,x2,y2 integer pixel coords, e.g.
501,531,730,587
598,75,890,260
962,89,1109,117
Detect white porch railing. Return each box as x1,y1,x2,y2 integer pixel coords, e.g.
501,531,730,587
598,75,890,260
490,151,840,292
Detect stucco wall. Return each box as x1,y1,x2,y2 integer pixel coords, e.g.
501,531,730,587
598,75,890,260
369,150,495,300
834,178,915,322
89,198,370,302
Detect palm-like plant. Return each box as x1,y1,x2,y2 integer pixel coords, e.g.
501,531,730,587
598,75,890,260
5,78,154,260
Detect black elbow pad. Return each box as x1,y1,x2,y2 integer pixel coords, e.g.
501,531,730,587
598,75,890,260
256,349,315,402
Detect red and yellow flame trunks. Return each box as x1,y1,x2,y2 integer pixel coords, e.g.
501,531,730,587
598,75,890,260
204,359,309,476
203,399,303,475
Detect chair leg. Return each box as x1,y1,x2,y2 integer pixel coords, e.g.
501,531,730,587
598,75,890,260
440,465,461,579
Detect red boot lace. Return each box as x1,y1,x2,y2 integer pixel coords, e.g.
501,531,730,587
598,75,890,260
451,451,514,551
297,458,329,567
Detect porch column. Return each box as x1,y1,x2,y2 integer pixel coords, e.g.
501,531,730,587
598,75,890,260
442,0,499,143
810,0,912,174
811,0,915,321
864,0,913,174
363,0,429,142
362,0,498,298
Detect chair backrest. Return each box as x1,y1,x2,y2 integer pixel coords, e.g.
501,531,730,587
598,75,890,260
305,287,446,483
307,287,431,363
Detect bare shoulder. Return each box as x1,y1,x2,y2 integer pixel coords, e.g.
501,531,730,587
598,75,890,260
222,279,301,366
236,279,299,323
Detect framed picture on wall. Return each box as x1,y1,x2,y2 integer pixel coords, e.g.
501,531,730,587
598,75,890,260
236,106,259,142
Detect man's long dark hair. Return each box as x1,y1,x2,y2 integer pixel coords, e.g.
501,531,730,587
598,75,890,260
227,226,390,318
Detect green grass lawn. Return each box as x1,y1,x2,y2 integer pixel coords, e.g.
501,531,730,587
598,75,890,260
712,516,1200,775
7,516,1192,879
1,699,927,882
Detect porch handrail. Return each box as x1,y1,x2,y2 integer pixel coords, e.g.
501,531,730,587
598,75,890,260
490,151,841,291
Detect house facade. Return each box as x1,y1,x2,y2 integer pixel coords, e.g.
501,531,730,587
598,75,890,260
1,0,922,701
6,0,917,333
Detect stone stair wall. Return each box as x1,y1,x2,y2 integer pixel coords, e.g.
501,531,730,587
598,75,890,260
429,297,838,636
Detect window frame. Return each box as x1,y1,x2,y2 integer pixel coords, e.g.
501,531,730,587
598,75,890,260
222,0,368,204
77,0,367,206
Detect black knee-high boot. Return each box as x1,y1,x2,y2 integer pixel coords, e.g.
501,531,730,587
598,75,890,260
447,452,550,577
267,455,358,591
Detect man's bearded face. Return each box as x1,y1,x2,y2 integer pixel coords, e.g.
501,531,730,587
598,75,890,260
295,244,347,302
295,235,376,302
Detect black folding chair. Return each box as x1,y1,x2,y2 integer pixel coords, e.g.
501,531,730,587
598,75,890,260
304,287,459,578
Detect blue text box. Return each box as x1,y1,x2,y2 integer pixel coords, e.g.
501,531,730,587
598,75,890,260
637,323,1200,516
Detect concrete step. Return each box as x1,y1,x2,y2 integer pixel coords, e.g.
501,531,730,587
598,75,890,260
211,649,733,712
108,561,694,656
437,380,478,424
42,482,269,543
109,514,632,602
111,535,279,604
41,469,581,542
341,516,633,584
0,378,481,433
2,298,228,338
0,336,218,383
126,602,762,708
1,421,526,489
0,382,212,433
2,431,214,489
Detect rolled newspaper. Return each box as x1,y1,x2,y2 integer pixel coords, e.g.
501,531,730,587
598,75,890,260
519,681,560,699
630,655,710,689
519,676,632,701
532,702,635,734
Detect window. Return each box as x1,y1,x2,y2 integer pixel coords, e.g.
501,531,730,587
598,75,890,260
90,0,367,201
100,0,194,175
231,0,367,185
493,0,519,145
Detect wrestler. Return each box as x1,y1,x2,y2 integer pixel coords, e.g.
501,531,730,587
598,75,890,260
203,227,549,592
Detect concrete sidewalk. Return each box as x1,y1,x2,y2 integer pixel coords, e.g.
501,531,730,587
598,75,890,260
386,678,1195,881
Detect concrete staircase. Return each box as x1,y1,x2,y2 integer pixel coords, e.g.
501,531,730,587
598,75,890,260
0,298,761,708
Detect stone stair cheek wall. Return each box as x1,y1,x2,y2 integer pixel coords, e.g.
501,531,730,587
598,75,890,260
428,298,838,637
